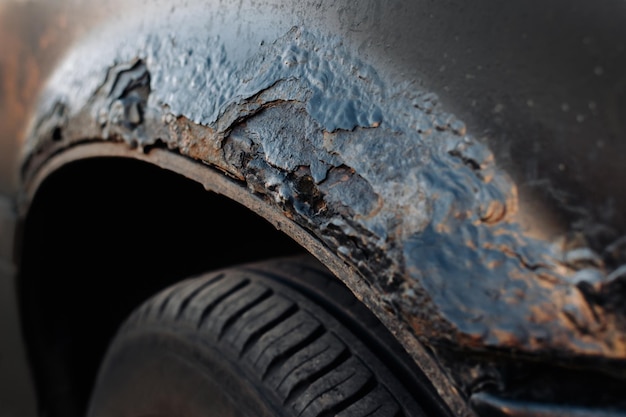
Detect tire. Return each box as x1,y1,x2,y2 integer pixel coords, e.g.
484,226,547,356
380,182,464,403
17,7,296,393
87,256,450,417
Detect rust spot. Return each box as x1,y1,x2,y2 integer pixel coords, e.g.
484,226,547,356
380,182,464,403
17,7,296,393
19,23,626,413
167,116,243,180
480,200,506,224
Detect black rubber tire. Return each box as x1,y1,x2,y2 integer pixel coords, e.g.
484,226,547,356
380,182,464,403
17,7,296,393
87,256,450,417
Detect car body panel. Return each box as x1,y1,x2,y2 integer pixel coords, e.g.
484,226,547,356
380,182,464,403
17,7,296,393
0,194,36,417
2,0,626,416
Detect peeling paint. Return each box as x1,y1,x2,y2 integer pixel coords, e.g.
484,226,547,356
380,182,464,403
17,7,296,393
92,59,150,145
22,21,626,412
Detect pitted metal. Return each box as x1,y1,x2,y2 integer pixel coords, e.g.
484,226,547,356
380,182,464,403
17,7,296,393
20,8,626,416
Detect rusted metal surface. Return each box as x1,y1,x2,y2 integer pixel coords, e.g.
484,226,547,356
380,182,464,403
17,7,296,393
10,0,626,415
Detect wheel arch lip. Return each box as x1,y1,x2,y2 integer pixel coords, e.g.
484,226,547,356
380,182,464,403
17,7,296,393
18,142,468,417
13,0,626,415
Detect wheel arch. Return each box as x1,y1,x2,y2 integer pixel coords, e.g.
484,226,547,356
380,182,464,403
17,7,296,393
16,3,626,416
18,141,468,416
16,147,312,416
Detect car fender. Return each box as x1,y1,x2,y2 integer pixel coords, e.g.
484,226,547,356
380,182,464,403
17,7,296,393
13,1,626,415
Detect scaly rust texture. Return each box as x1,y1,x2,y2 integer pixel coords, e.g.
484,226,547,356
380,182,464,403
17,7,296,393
19,22,626,415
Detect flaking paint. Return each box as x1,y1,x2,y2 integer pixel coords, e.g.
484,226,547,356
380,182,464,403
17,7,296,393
21,18,626,414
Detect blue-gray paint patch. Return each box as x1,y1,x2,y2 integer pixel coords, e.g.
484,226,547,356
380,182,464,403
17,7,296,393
25,19,626,373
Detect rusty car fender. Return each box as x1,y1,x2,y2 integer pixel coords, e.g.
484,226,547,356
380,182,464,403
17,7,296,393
8,0,626,416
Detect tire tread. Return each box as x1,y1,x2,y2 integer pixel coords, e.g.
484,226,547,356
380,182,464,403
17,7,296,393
119,258,431,417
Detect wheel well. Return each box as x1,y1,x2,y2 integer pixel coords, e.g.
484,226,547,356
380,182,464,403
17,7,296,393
17,156,305,417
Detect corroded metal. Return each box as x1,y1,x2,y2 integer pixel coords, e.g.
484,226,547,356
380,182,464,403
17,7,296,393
10,0,626,415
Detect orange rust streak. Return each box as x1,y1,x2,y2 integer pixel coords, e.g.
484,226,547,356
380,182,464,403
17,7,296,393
168,117,245,181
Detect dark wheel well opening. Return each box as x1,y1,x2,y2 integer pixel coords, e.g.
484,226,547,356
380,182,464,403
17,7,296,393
17,156,305,417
